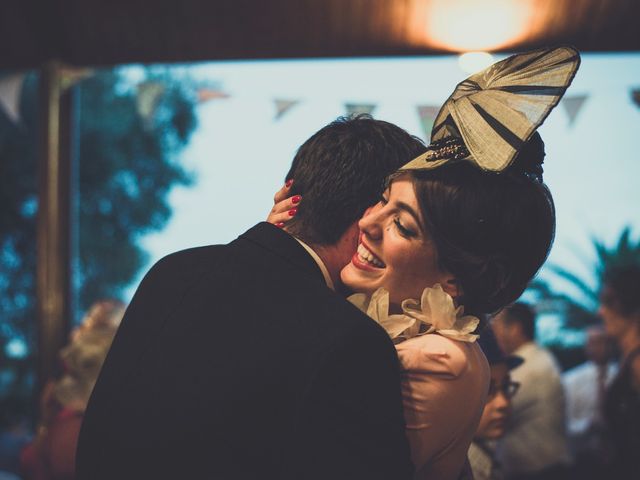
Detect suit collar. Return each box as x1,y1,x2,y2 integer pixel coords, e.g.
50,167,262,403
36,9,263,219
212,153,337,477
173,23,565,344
238,222,327,287
292,237,335,291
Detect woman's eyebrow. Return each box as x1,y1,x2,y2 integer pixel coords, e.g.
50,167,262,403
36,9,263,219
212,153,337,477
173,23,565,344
395,201,424,230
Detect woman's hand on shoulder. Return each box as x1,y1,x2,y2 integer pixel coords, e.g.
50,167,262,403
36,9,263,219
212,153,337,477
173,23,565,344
267,179,301,227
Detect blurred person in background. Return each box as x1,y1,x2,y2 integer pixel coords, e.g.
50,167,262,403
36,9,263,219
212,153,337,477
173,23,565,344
20,300,125,480
492,303,570,480
599,264,640,477
0,397,30,479
562,326,617,478
462,327,523,480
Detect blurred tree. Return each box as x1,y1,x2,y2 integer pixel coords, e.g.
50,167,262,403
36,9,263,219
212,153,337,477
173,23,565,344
528,228,640,347
76,70,196,306
546,227,640,314
0,68,198,411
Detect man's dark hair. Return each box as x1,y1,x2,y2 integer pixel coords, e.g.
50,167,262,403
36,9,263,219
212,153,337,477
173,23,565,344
501,302,536,340
284,114,425,245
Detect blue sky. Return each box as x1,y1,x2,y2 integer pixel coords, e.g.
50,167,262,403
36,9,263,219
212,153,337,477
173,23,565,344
124,53,640,326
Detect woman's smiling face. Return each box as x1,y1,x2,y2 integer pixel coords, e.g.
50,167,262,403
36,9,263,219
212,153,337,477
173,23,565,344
340,177,452,308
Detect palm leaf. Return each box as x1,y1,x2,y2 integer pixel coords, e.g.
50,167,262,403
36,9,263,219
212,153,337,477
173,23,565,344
616,226,632,252
546,264,598,305
528,278,552,296
591,237,610,279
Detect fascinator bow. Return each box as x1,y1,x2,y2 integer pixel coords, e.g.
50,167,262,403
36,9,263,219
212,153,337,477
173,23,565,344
400,46,581,173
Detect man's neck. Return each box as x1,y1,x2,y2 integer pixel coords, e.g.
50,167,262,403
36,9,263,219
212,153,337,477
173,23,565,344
287,223,359,294
307,243,345,291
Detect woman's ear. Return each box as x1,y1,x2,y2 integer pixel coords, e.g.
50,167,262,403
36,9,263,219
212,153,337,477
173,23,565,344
442,274,462,300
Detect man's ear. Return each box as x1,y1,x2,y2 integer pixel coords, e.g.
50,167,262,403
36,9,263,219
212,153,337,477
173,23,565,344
337,222,361,259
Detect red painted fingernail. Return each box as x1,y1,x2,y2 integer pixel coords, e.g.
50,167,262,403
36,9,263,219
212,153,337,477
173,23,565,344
288,208,297,216
285,179,294,188
292,195,301,204
276,222,285,228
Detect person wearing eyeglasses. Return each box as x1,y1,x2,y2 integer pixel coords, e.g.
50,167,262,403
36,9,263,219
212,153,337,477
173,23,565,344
492,303,571,480
462,327,522,480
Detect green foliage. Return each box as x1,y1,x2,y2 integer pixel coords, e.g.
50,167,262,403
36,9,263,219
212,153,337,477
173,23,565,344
0,68,198,406
547,227,640,312
76,70,196,306
530,227,640,332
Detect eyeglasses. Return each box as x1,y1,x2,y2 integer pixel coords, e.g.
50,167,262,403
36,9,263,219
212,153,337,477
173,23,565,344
488,380,520,400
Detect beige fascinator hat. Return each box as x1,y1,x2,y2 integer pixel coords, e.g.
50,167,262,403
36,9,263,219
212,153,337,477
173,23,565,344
400,46,581,173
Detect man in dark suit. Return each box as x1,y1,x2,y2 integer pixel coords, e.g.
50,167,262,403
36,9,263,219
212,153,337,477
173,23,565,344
76,115,425,479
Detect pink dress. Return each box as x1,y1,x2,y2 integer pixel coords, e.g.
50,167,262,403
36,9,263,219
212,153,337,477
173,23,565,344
349,285,490,479
397,333,489,479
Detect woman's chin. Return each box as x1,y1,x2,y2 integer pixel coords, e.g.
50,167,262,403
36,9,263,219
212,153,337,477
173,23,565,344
340,262,377,294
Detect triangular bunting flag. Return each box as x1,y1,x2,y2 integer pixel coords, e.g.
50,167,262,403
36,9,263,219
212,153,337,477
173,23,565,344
416,105,440,141
197,88,229,104
0,73,26,123
631,88,640,109
345,103,376,116
274,99,299,120
562,95,588,127
136,82,165,122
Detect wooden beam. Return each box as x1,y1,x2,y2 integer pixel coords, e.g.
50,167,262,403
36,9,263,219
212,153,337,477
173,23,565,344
35,61,74,405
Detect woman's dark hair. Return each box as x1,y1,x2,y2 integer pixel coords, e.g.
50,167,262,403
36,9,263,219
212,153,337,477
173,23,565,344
407,133,555,316
601,264,640,318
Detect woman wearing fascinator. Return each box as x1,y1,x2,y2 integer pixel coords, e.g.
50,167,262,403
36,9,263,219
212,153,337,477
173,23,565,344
269,47,580,479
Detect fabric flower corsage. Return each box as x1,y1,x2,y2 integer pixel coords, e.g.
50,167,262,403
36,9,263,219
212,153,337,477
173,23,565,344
348,284,480,343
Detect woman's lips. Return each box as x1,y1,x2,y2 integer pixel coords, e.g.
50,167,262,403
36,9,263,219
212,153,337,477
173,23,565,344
351,241,385,271
351,251,379,271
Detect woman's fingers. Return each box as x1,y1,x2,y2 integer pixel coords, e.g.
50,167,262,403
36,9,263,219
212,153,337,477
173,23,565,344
267,180,301,226
273,179,293,205
267,196,301,225
268,209,298,227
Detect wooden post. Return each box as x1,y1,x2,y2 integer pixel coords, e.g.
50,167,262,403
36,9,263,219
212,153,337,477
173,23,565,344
35,61,75,403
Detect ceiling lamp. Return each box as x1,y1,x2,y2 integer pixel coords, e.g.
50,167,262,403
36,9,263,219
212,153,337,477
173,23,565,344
458,51,495,73
426,0,535,52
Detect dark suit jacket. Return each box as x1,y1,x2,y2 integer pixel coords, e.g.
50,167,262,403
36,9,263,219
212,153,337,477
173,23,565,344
76,222,413,479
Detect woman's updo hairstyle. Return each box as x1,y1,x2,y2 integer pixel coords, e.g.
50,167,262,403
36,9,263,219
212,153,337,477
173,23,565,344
408,132,555,316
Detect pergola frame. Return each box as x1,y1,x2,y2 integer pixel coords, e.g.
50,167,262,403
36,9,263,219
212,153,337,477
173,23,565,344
0,0,637,410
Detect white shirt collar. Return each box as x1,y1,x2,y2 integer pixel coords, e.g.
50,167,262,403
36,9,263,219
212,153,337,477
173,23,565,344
513,341,537,358
293,237,335,291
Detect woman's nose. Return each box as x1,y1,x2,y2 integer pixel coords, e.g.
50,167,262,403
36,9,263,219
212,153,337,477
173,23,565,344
358,203,383,240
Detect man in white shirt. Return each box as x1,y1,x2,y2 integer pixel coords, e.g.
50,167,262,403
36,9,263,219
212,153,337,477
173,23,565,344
492,303,571,480
562,326,617,477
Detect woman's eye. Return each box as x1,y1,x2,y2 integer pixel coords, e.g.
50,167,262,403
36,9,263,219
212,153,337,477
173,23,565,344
394,218,416,238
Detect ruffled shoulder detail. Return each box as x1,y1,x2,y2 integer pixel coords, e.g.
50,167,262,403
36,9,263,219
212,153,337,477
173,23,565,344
348,284,479,344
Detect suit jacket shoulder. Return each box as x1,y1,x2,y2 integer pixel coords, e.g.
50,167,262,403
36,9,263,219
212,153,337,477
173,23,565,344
77,223,412,480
